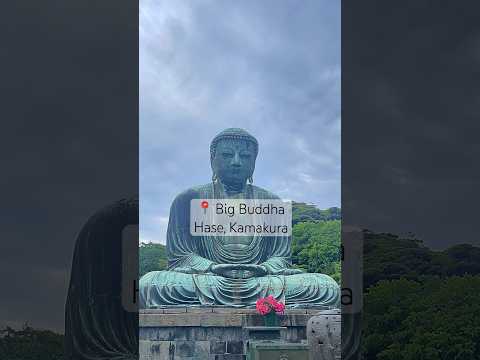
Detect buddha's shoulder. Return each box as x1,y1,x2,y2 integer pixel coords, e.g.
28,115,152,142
171,183,280,202
250,185,281,199
172,184,213,203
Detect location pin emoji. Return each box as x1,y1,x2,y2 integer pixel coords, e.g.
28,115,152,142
201,200,209,215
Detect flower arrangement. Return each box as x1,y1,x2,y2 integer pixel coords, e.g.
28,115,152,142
256,295,285,326
256,295,285,316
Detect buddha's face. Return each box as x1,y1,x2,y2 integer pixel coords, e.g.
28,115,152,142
212,139,256,186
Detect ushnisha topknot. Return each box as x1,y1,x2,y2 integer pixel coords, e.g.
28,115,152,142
210,128,259,160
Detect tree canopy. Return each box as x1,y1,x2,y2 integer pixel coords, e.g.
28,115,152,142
0,325,63,360
292,202,341,225
139,242,167,277
291,220,341,282
363,276,480,360
364,231,480,289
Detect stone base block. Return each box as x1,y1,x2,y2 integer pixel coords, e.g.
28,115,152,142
139,307,340,360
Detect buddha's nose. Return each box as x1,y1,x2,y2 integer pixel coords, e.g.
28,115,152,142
231,153,242,166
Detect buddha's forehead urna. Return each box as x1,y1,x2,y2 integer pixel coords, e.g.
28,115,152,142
210,128,259,160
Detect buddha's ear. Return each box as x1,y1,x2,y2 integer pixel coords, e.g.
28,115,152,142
210,154,217,172
250,155,257,173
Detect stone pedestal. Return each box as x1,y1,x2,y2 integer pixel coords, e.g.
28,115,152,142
244,326,285,341
139,307,339,360
307,309,341,360
247,341,309,360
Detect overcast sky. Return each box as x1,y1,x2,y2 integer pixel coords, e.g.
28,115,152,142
342,1,480,249
1,0,138,332
140,0,341,244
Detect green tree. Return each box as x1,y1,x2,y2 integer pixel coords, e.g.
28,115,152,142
363,276,480,360
139,242,167,277
363,231,480,289
292,220,341,282
292,202,341,225
0,325,63,360
363,231,432,289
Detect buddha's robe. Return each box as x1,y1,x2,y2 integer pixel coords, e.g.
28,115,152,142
65,199,138,360
139,183,339,308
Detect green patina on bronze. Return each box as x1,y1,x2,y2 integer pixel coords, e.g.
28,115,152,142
139,128,340,308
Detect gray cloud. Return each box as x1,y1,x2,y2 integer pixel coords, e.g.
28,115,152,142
1,0,138,332
343,1,480,249
140,0,340,243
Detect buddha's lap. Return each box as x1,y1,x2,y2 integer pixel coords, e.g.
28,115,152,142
140,270,339,293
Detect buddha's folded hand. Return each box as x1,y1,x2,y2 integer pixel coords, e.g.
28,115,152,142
210,263,268,278
210,263,239,276
237,264,268,277
278,268,304,275
173,267,199,274
222,270,256,279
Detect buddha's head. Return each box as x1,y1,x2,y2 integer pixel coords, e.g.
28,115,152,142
210,128,258,188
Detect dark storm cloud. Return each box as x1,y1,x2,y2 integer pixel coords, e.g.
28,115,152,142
140,0,340,243
343,1,480,248
1,1,137,332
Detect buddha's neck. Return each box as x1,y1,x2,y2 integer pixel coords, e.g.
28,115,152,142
220,181,247,196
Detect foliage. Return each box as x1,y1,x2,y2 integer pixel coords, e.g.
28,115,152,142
362,276,480,360
363,231,432,289
363,231,480,289
439,244,480,275
0,325,63,360
292,202,341,225
362,231,480,358
292,220,341,282
139,242,167,277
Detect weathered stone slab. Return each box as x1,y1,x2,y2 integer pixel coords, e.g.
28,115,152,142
141,313,243,327
139,340,173,360
139,307,325,315
226,340,243,354
214,355,246,360
139,308,340,360
210,340,226,354
247,341,309,360
307,309,341,360
140,309,316,328
244,326,286,341
140,326,245,342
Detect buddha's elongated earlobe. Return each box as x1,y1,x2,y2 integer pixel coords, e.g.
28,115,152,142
248,176,253,184
212,173,218,183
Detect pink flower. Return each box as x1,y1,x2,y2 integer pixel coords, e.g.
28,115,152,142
256,296,285,315
273,301,285,313
256,298,271,315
